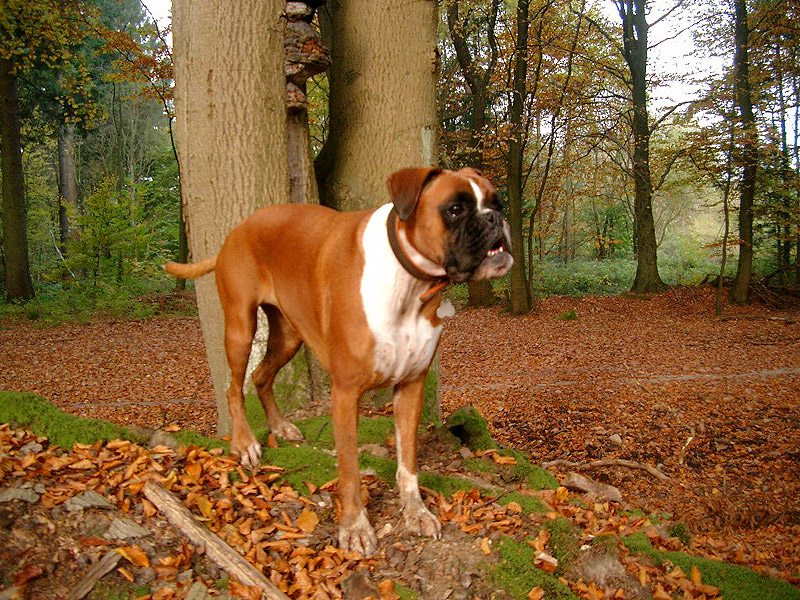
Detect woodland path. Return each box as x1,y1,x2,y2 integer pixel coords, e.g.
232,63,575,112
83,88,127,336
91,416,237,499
1,285,799,579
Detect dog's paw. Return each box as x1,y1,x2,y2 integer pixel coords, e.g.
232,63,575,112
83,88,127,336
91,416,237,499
271,419,303,442
403,501,442,540
339,510,377,556
232,441,262,471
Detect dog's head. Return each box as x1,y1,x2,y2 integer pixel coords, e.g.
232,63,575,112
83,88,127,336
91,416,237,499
388,167,514,283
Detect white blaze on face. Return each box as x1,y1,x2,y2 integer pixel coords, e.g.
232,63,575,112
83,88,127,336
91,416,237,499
469,179,490,214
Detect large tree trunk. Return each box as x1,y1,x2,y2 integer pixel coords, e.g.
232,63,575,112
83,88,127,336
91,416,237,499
172,0,288,435
316,0,438,211
506,0,532,314
729,0,757,305
316,0,439,418
0,58,35,302
616,0,666,294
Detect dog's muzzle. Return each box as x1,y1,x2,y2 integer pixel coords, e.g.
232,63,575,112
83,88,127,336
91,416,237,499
446,212,514,282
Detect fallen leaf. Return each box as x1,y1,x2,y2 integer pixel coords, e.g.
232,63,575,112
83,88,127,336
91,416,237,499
116,545,150,568
527,587,545,600
480,537,492,555
296,509,319,534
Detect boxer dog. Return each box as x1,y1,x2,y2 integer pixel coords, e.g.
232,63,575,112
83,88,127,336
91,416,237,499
165,167,513,555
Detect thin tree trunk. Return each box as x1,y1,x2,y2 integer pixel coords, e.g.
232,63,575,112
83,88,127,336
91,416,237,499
730,0,757,305
0,57,35,302
506,0,532,314
57,123,80,260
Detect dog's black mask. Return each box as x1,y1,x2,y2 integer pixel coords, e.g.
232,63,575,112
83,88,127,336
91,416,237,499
441,190,513,283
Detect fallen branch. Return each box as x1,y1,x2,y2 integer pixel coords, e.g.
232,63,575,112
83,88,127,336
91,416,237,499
143,481,290,600
541,458,670,482
66,550,121,600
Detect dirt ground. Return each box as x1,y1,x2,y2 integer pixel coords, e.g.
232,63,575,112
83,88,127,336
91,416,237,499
1,285,799,584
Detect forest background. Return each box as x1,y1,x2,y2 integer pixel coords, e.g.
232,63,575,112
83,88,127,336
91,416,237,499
0,0,798,317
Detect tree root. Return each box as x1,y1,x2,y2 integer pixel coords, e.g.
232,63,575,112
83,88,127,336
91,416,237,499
541,458,670,481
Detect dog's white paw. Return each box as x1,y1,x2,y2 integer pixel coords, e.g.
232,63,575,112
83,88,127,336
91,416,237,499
234,442,263,471
403,501,442,540
339,509,377,556
271,419,303,442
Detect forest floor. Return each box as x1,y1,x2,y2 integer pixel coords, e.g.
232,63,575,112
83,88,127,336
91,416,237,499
1,285,799,598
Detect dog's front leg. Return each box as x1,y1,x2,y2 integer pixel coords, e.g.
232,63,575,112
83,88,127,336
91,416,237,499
332,384,377,555
393,377,442,540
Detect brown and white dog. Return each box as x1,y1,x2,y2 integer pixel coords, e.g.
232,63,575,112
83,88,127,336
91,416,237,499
165,167,513,555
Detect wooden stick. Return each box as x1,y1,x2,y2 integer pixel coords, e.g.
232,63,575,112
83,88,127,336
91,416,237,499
541,458,670,481
143,481,290,600
66,550,121,600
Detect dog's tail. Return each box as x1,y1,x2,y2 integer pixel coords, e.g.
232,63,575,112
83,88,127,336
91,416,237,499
164,255,218,279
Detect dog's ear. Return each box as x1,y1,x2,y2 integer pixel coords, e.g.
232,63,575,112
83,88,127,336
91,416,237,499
458,167,483,178
387,167,443,221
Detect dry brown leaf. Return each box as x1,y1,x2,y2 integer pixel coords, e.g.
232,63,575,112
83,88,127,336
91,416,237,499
297,509,320,534
527,587,545,600
116,545,150,568
480,537,492,555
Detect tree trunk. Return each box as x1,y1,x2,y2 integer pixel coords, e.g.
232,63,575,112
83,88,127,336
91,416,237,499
616,0,666,294
318,0,439,418
57,123,80,259
729,0,757,305
317,0,438,211
506,0,532,314
0,57,35,302
172,0,288,435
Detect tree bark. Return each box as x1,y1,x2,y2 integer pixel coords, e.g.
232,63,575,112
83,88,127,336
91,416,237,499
729,0,757,305
317,0,438,211
616,0,666,294
0,57,35,302
506,0,532,314
57,123,80,259
172,0,289,435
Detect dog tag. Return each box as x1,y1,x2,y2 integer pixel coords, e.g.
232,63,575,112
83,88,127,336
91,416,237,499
436,299,455,319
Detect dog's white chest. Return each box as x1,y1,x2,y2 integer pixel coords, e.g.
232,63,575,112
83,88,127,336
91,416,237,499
360,205,442,384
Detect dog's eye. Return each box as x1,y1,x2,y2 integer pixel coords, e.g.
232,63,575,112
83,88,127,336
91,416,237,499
448,203,465,218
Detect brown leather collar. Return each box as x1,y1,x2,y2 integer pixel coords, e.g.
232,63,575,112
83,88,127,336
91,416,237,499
386,207,449,301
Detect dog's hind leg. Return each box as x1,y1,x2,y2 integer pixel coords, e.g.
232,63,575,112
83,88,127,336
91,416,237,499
223,302,262,470
252,305,304,442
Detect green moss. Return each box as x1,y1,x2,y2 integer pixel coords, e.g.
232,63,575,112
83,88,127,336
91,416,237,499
358,453,480,497
505,450,558,490
445,405,497,452
357,416,395,445
295,415,335,447
492,537,579,600
419,470,483,497
498,492,548,515
359,453,397,483
395,584,418,600
172,429,225,450
543,517,581,571
463,457,494,474
623,533,800,600
260,445,338,491
668,521,691,546
556,309,578,321
0,391,148,449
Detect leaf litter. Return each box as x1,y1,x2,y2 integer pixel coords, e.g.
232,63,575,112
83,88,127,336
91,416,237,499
0,286,798,598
